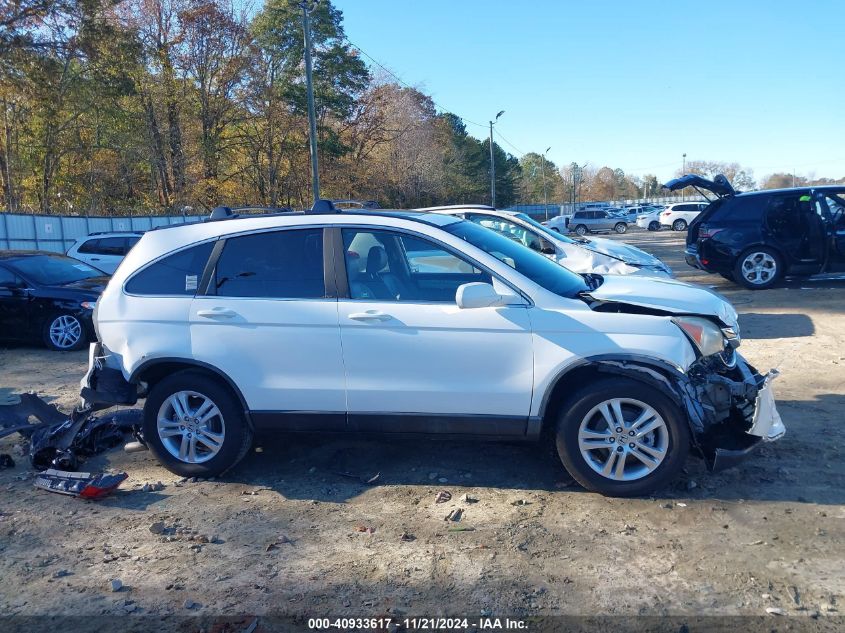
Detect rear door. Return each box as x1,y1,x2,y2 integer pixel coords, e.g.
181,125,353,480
765,193,825,268
190,227,346,427
817,190,845,262
336,226,534,435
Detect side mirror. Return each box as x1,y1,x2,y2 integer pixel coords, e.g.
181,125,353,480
456,282,525,309
539,239,556,255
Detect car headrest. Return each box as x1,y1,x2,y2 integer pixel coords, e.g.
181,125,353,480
366,246,388,275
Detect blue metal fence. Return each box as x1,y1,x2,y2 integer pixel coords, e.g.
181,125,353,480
0,212,205,252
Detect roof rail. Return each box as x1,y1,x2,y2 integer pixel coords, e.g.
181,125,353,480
87,230,145,236
332,199,381,209
416,204,495,212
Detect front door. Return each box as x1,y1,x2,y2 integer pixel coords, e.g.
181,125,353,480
336,227,534,436
818,191,845,264
190,227,346,428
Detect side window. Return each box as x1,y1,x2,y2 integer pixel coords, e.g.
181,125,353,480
466,214,541,251
342,228,490,302
213,229,324,299
765,195,802,232
822,194,845,227
77,239,101,254
98,237,128,256
125,241,215,296
126,236,141,251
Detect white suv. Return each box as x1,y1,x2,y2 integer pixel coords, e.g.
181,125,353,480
81,205,784,496
659,202,710,232
67,232,143,274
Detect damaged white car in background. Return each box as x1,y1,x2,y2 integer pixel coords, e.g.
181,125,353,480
419,205,672,277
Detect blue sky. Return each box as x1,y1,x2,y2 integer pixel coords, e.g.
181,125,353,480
333,0,844,183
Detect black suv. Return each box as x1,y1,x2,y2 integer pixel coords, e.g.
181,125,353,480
664,174,845,289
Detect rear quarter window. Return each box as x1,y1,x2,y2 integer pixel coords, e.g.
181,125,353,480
706,197,766,223
125,241,214,296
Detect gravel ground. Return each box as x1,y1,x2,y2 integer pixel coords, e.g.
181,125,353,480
0,229,843,626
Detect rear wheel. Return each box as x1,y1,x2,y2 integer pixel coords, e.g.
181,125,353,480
734,247,782,290
42,313,86,351
555,377,689,497
648,221,660,231
672,219,688,231
574,224,588,236
143,371,253,477
614,222,628,234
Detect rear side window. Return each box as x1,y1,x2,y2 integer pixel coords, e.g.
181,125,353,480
706,197,764,223
125,241,214,296
78,237,129,255
213,229,324,299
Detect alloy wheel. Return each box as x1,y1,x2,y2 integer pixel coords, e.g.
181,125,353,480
157,391,226,464
577,398,669,482
49,315,82,349
740,251,777,286
575,225,587,236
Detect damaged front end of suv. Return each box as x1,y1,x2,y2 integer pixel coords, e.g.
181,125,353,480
583,275,785,471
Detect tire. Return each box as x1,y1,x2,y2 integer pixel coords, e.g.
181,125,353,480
574,224,588,236
733,247,782,290
142,370,253,478
648,221,660,231
719,272,735,282
554,377,690,497
614,222,628,234
672,219,687,231
41,313,87,351
551,227,561,233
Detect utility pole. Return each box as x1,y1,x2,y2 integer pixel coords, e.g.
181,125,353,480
541,146,551,221
301,1,320,205
682,153,687,201
489,110,504,207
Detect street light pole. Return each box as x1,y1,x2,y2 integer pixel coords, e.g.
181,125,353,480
682,152,687,201
489,110,504,207
541,146,551,221
301,1,320,205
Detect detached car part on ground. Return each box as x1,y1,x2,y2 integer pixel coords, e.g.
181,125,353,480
81,204,783,497
665,174,845,289
420,205,671,278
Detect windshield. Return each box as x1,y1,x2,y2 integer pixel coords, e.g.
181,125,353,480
8,255,102,285
514,213,578,244
444,220,589,299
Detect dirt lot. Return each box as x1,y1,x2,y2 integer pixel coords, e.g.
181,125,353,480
1,229,844,625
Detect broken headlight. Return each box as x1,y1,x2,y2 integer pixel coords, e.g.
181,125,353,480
672,316,726,358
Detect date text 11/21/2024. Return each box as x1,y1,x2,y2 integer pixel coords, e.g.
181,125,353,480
307,617,528,630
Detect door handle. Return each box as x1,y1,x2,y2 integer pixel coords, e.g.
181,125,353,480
90,258,100,261
197,308,237,319
348,310,392,322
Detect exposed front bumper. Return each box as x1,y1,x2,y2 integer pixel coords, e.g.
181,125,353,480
689,355,785,472
80,342,138,409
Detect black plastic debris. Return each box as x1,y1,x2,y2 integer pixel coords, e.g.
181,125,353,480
34,468,128,499
0,454,14,470
0,391,141,471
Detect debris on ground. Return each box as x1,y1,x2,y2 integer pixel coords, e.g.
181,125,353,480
400,532,415,542
354,525,375,534
460,493,478,503
108,579,123,592
33,469,128,499
765,607,785,615
445,508,463,522
0,454,13,470
266,535,292,551
435,490,452,504
149,521,166,535
511,499,530,506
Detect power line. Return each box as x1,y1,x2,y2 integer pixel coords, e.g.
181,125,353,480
342,36,488,129
493,129,526,157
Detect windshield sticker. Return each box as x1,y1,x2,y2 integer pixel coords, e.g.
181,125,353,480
185,275,198,291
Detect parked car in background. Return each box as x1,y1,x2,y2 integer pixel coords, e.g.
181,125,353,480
659,202,710,231
637,208,666,231
67,232,143,274
0,252,107,350
568,209,629,235
545,213,572,233
82,202,783,496
419,205,671,277
665,174,845,289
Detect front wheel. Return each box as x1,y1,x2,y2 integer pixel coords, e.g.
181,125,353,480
614,222,628,234
648,221,660,231
672,219,688,231
42,313,87,351
143,371,253,477
555,377,690,497
574,224,588,236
